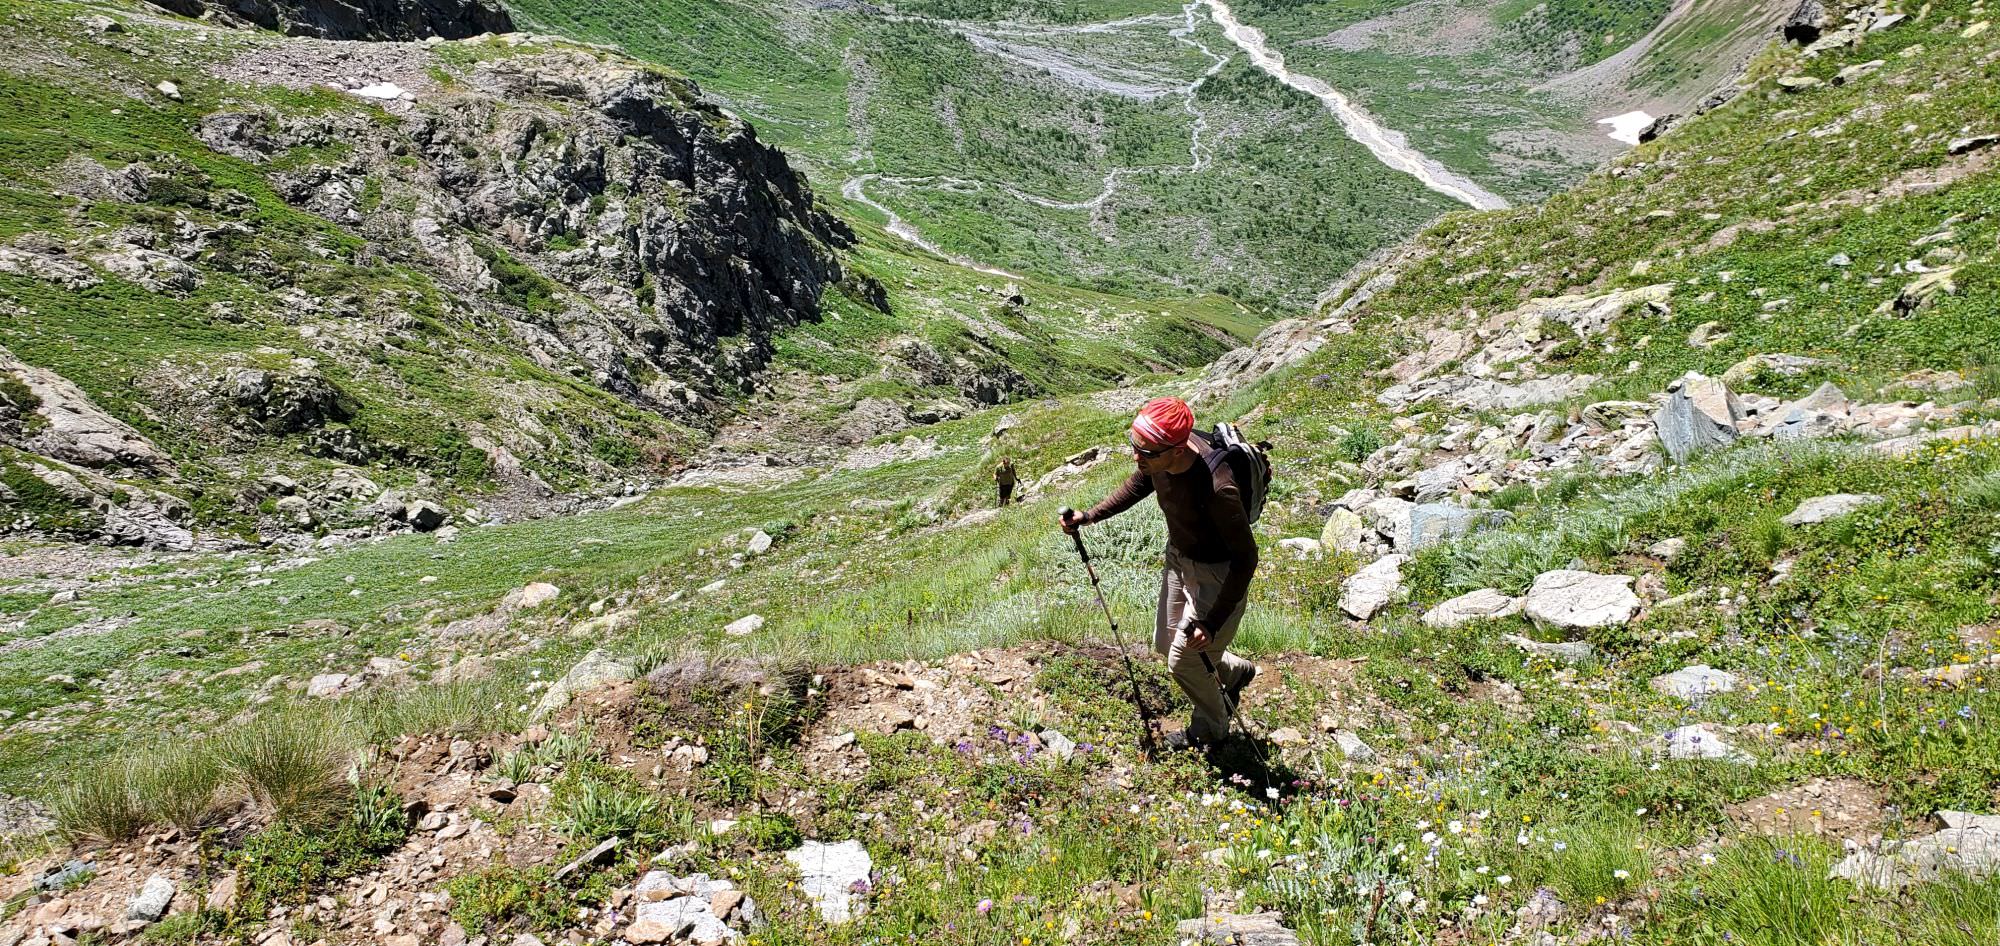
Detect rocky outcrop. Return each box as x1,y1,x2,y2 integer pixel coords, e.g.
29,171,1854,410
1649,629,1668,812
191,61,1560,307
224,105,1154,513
0,348,176,477
152,0,514,41
204,47,850,428
0,454,195,551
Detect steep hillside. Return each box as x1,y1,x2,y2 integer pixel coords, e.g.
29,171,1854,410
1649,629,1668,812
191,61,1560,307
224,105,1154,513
2,0,1999,945
0,0,1249,552
505,0,1778,306
141,0,517,40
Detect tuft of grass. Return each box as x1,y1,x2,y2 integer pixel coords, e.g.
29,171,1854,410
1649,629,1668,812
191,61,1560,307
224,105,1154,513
142,745,231,834
49,757,148,843
549,770,672,846
1518,816,1653,907
492,729,597,784
357,676,527,744
213,708,356,828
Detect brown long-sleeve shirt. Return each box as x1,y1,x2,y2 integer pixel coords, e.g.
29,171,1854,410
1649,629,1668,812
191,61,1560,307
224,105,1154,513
1079,436,1259,626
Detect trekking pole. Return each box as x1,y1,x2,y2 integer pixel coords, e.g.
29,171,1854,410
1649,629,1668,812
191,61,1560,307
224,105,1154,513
1186,622,1279,797
1061,507,1160,758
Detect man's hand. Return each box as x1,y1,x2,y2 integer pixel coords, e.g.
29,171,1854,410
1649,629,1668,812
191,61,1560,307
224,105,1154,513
1183,618,1211,651
1059,507,1083,536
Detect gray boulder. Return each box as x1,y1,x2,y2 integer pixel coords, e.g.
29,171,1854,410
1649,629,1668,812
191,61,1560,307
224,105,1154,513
127,874,176,923
1781,493,1884,526
533,649,636,718
1831,811,2000,890
1655,372,1742,463
1340,554,1406,620
89,245,198,293
1421,589,1521,628
1783,0,1828,44
404,500,448,532
1764,382,1851,441
1408,502,1509,551
1522,570,1640,629
1721,353,1827,387
1,347,176,475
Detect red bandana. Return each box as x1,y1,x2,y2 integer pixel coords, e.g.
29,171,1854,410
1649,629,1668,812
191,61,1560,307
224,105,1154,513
1131,397,1193,448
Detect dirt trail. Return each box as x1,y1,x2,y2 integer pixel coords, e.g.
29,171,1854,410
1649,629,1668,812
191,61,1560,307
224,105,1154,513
841,1,1232,263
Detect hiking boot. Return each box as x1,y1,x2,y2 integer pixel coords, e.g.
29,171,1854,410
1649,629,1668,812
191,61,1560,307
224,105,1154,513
1223,663,1259,711
1165,729,1213,752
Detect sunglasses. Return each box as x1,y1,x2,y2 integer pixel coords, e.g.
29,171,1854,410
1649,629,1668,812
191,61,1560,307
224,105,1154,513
1132,442,1172,459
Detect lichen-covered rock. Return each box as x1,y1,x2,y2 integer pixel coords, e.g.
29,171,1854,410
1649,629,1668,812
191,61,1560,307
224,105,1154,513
1340,554,1406,620
1,347,176,476
1654,371,1741,463
533,649,635,717
1422,588,1521,628
1522,570,1640,629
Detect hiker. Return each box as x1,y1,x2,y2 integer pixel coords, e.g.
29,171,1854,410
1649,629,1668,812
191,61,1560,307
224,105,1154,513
1060,397,1261,749
995,458,1018,507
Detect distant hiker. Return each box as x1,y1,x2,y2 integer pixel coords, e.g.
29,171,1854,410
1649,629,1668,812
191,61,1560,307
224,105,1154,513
995,458,1018,507
1061,396,1270,749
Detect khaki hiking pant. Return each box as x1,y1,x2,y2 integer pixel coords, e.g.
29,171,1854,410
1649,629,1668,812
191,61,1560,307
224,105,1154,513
1155,545,1255,743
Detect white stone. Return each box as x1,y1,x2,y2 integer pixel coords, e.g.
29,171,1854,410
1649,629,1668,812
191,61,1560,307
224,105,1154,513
724,614,765,636
1781,493,1884,526
1421,588,1520,628
785,840,872,924
1503,634,1593,665
1522,570,1640,630
631,896,737,943
746,530,773,555
1332,731,1376,762
503,582,561,611
348,82,411,101
1339,554,1407,620
1649,665,1740,705
155,81,180,100
1040,729,1076,761
306,673,359,698
127,874,175,922
1656,723,1754,764
1277,537,1322,559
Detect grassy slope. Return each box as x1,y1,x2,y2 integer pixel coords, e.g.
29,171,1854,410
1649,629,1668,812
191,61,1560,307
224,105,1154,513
6,1,2000,943
505,0,1465,307
0,0,1253,529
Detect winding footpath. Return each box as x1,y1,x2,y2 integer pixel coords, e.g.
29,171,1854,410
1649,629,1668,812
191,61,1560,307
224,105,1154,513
1198,0,1509,210
845,0,1507,269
